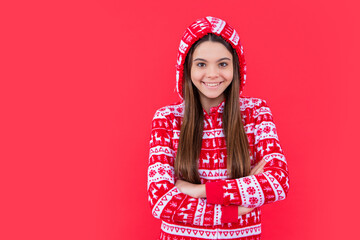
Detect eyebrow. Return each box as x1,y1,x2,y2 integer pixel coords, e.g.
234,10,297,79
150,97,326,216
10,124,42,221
193,57,231,62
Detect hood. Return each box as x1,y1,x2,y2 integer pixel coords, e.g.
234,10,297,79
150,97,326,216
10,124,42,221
175,16,247,100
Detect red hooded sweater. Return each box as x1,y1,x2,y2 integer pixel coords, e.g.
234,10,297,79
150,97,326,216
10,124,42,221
147,16,290,240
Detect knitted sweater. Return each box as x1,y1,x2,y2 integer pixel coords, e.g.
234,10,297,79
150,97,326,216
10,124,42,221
147,16,290,240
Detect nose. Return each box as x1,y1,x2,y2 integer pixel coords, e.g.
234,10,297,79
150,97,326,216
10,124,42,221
206,65,219,79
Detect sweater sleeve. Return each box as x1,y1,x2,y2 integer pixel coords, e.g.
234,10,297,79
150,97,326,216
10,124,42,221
147,108,239,226
205,99,290,208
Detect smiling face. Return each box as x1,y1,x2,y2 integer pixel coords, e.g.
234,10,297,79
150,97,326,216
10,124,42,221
190,41,233,113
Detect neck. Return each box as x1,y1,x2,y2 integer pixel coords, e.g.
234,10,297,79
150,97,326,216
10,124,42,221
201,94,225,114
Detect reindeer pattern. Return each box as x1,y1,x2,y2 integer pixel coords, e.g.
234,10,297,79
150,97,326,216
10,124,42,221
148,96,289,239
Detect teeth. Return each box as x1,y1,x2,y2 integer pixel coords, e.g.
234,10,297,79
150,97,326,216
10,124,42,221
204,82,220,86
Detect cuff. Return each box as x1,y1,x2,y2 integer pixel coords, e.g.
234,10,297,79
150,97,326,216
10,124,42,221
205,181,224,204
221,205,238,223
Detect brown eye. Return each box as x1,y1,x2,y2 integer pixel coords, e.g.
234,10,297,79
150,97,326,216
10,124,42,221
219,62,228,67
196,63,205,67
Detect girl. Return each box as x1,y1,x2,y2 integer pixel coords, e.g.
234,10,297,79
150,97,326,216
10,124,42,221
147,16,289,240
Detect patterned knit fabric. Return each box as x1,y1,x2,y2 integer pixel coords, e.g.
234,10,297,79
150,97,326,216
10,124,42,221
147,16,290,240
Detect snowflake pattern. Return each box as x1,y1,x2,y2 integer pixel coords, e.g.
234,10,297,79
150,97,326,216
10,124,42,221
158,167,166,175
246,187,256,195
249,197,259,204
256,129,262,136
149,169,156,178
263,126,271,134
243,177,252,185
148,16,289,239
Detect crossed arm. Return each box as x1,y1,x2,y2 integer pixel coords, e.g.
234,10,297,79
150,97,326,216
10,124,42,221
175,159,267,216
148,99,289,226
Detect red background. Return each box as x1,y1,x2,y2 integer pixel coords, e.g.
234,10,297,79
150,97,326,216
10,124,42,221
1,0,359,239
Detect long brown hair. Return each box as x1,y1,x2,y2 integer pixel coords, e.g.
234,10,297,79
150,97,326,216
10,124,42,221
174,33,251,184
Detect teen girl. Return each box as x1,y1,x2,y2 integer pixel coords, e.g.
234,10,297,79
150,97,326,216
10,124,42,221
147,16,290,240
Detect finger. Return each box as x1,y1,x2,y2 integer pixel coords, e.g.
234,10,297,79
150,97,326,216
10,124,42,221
258,159,267,170
238,206,255,216
251,159,266,174
254,167,263,175
250,167,258,175
254,162,268,175
251,160,263,173
256,159,266,168
257,160,267,173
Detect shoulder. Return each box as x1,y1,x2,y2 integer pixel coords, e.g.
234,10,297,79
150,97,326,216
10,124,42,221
239,96,268,110
239,96,273,121
152,100,185,120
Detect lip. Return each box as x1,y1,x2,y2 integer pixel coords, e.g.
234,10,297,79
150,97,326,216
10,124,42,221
202,81,223,88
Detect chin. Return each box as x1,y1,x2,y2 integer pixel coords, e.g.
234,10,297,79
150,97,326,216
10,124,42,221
201,93,223,99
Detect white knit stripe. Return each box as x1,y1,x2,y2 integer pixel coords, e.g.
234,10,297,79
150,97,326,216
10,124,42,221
235,175,265,208
229,29,240,46
161,221,217,239
173,129,225,140
262,152,287,164
203,129,225,139
193,198,206,226
147,162,174,188
252,106,272,118
262,171,286,201
152,187,181,219
179,39,188,54
239,98,262,111
161,221,261,239
171,109,186,118
206,16,226,34
149,145,174,158
243,122,255,133
201,130,215,139
217,224,261,239
254,121,279,144
198,169,228,180
213,204,222,225
153,108,172,119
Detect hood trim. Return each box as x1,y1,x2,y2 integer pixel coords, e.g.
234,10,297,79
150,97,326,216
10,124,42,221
175,16,247,100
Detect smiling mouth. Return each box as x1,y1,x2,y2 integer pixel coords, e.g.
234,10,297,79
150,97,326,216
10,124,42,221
202,81,223,87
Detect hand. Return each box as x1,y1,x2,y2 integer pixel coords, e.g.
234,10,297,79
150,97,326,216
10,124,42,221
249,159,267,176
175,179,205,198
238,206,255,216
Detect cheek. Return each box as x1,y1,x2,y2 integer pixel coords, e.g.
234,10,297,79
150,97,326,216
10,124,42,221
190,69,204,81
222,69,233,80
